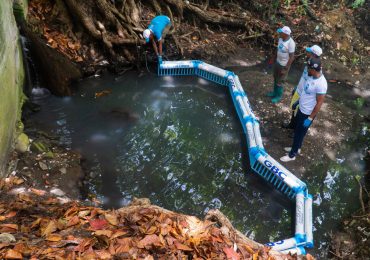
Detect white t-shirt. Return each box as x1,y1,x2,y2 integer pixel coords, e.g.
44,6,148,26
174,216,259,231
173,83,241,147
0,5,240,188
296,66,308,93
276,38,296,66
298,74,327,115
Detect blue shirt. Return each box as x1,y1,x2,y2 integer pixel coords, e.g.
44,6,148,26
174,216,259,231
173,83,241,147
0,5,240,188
148,15,171,41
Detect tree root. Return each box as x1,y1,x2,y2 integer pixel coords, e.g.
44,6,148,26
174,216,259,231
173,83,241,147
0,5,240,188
46,0,278,66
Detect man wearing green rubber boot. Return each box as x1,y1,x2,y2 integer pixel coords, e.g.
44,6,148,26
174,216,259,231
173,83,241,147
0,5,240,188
268,26,296,103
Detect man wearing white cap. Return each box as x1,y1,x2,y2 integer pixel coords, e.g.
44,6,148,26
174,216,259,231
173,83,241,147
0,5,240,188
143,15,171,61
280,57,327,162
282,45,323,130
267,26,296,103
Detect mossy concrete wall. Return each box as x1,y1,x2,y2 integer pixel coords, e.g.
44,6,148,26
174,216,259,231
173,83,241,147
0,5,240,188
0,0,25,176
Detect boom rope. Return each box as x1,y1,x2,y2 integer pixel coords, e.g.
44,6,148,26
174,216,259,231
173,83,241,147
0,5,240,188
158,59,314,255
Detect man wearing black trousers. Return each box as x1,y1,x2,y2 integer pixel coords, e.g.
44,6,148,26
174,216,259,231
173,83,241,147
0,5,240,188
282,45,323,131
280,57,327,162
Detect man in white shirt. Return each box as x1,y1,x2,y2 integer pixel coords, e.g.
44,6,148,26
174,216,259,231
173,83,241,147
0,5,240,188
267,26,296,103
280,57,327,162
282,45,323,130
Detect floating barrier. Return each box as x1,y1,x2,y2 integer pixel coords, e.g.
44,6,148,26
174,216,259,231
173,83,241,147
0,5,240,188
158,59,314,255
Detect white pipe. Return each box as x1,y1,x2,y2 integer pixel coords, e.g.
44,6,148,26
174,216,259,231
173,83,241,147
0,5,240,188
305,194,313,248
266,237,298,251
280,247,306,255
242,96,255,118
160,60,196,69
253,121,263,148
246,121,257,148
295,190,305,242
232,75,244,93
197,62,227,78
236,96,249,118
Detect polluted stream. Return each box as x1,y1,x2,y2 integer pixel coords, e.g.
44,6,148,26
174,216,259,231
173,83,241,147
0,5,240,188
28,70,368,257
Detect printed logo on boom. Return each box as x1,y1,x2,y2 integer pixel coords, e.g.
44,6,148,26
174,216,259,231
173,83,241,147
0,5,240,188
264,160,287,179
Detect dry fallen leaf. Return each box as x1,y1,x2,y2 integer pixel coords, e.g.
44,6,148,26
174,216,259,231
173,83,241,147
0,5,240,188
0,224,18,233
104,213,118,226
95,230,112,238
174,241,193,251
78,210,91,218
89,218,108,230
95,250,112,259
41,220,57,237
223,246,240,260
5,211,17,219
111,230,127,239
137,234,161,249
67,215,80,227
46,234,63,242
4,249,23,259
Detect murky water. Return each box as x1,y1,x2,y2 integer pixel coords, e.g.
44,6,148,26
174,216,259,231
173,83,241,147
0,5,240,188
29,71,368,257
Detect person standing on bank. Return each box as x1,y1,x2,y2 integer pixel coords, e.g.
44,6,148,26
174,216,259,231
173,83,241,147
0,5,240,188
282,45,323,130
267,26,296,104
142,15,171,62
280,57,327,162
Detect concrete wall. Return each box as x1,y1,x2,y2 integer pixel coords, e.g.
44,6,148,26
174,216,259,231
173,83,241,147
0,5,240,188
0,0,25,176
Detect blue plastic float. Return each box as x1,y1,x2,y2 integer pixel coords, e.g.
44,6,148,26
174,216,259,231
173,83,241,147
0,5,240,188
158,59,313,255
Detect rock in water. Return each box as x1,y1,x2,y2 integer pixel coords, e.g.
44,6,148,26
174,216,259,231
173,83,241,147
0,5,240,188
31,87,51,100
50,187,66,196
15,133,29,153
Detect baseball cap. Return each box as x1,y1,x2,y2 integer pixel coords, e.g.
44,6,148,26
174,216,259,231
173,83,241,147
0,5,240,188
143,29,151,43
307,57,321,71
306,45,323,57
277,26,292,35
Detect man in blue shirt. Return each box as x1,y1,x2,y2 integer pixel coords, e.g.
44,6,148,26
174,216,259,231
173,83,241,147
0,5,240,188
143,15,171,60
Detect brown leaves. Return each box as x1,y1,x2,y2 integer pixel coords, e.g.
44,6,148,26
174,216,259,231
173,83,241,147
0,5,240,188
174,241,193,251
0,224,18,233
0,182,278,259
41,220,57,237
137,234,163,249
95,230,112,238
223,247,240,260
89,218,108,230
4,249,22,259
28,0,84,63
46,234,63,242
104,213,118,226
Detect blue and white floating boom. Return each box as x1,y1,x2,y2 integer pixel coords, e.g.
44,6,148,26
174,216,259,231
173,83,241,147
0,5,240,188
158,59,314,255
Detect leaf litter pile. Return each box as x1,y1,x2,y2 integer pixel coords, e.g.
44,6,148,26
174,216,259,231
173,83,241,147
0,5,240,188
0,176,312,259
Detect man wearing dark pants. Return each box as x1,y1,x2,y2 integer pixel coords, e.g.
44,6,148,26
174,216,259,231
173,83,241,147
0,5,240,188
267,26,296,104
280,57,327,162
282,45,323,130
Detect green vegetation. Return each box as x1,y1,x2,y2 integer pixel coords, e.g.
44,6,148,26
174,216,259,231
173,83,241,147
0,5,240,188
351,0,365,9
354,97,365,110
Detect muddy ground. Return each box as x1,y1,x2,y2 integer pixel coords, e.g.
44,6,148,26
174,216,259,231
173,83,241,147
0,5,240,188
218,47,369,179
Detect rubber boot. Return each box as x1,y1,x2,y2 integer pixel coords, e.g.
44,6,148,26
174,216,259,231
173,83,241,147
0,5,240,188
271,86,283,104
267,84,278,97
